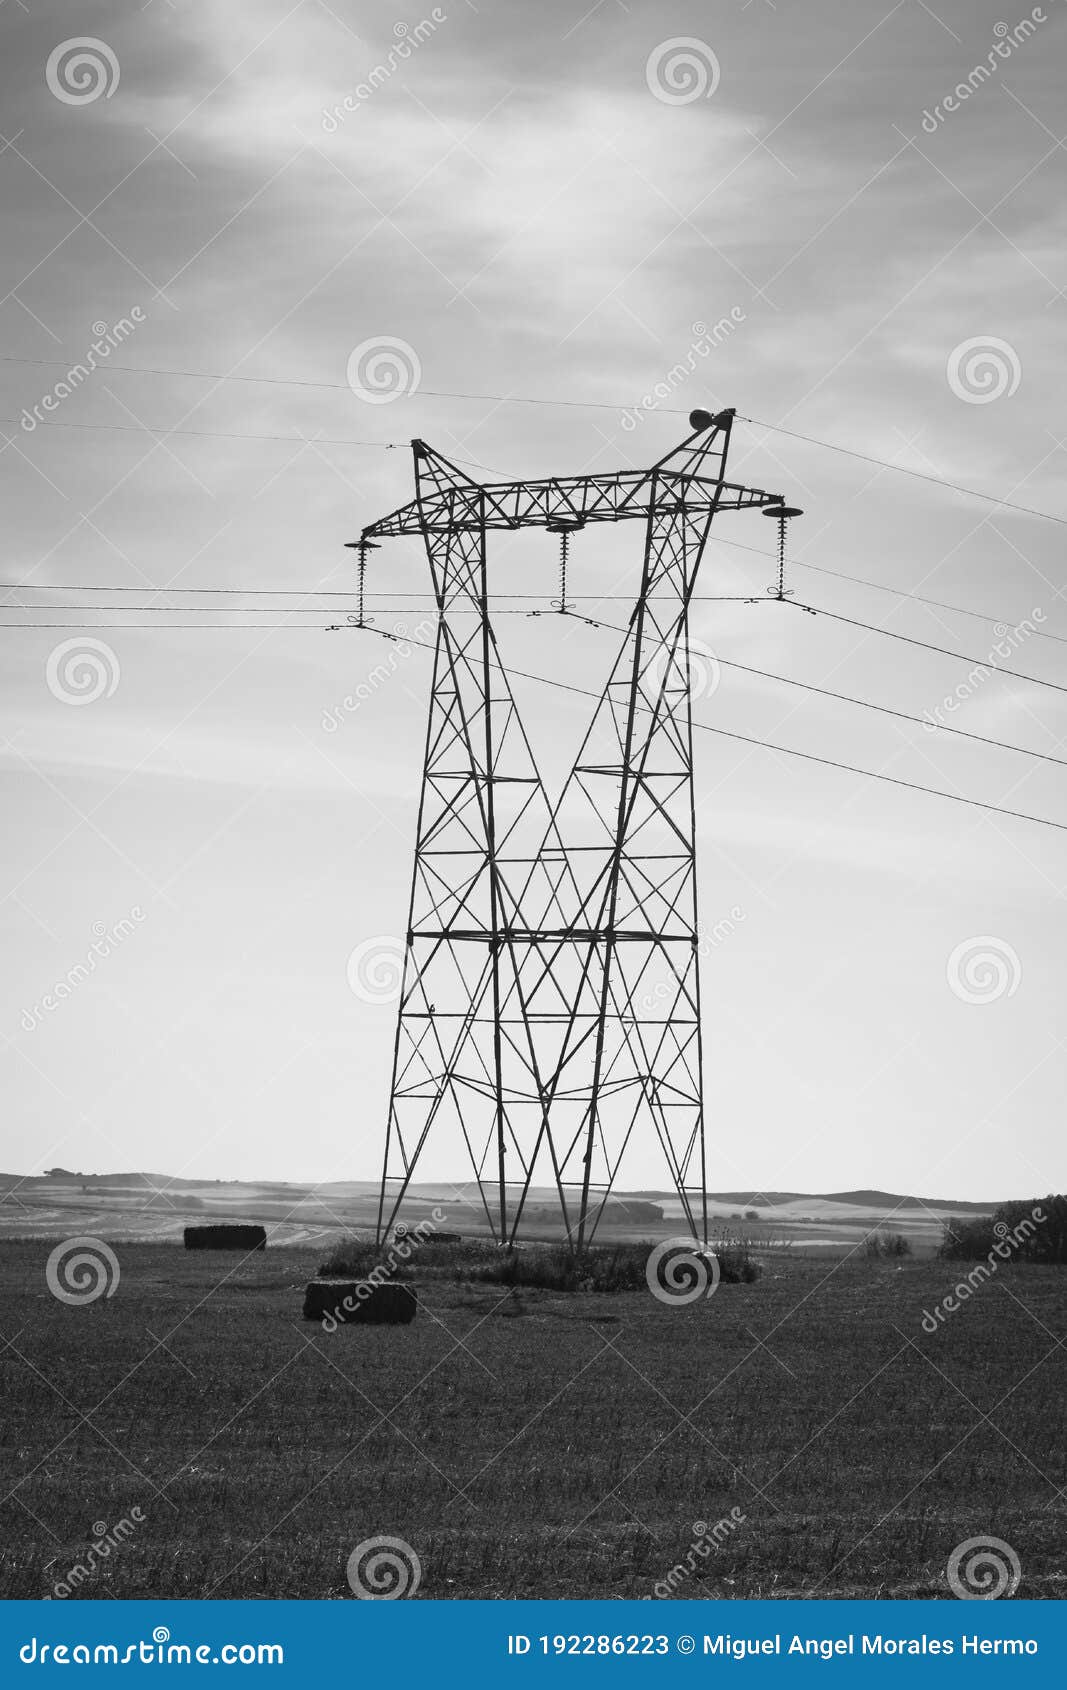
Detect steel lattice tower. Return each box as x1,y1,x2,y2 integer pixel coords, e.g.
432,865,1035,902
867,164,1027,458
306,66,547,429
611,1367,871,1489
357,409,791,1252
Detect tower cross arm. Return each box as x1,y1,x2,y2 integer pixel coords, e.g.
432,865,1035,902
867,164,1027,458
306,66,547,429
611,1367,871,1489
361,471,784,540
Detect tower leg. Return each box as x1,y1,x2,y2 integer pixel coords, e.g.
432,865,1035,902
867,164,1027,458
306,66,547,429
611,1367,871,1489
376,449,558,1243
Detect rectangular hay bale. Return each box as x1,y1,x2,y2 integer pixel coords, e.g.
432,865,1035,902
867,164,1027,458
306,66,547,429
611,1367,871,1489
303,1277,417,1326
183,1224,267,1251
394,1225,463,1244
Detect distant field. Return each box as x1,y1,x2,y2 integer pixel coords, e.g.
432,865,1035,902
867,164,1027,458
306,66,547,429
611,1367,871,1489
0,1176,988,1255
0,1239,1063,1600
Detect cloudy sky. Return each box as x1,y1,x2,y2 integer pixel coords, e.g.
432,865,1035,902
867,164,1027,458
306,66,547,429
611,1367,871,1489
1,0,1065,1202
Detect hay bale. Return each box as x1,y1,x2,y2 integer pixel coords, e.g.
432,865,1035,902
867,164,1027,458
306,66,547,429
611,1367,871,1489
393,1227,463,1245
303,1278,417,1326
183,1224,266,1252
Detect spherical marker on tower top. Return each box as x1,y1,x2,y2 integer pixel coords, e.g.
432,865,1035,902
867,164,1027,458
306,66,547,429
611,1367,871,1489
688,409,715,432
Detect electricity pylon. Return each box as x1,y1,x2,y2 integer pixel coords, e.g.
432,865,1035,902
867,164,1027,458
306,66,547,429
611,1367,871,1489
357,409,794,1252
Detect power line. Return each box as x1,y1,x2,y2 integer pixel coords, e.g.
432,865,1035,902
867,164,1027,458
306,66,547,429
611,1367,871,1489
717,655,1067,772
7,575,1065,708
0,579,762,606
346,623,1067,837
7,591,1065,761
0,355,342,392
791,601,1067,698
543,609,1067,774
6,568,1066,665
0,604,368,614
0,604,652,617
2,557,1064,650
785,556,1067,647
697,719,1067,833
739,415,1066,527
0,580,368,597
2,351,1063,525
7,598,1062,767
703,533,1067,648
0,353,664,410
0,625,331,632
5,600,1062,829
0,416,400,448
6,530,1065,646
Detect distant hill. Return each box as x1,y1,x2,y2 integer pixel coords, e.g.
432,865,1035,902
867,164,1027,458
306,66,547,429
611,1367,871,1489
2,1172,1000,1215
820,1190,996,1213
524,1197,663,1224
34,1170,234,1190
632,1188,999,1213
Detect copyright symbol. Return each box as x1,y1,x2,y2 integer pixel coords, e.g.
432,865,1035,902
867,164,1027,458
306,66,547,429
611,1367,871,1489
677,1636,695,1654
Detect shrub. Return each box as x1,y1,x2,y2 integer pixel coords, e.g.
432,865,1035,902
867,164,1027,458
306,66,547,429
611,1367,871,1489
863,1227,910,1259
939,1216,995,1262
317,1238,382,1277
318,1237,498,1278
941,1195,1066,1264
714,1240,762,1285
744,1208,760,1221
470,1239,760,1293
315,1236,761,1294
471,1244,645,1293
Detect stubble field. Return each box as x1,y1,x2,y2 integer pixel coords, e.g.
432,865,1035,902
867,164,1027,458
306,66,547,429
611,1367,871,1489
0,1240,1063,1600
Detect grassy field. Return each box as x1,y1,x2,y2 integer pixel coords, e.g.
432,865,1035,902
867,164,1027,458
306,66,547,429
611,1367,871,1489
0,1239,1063,1600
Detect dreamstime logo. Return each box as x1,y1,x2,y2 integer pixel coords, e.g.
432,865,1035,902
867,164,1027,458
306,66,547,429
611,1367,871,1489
620,313,746,432
947,337,1021,404
922,609,1044,730
21,907,146,1033
46,1509,146,1599
652,1508,746,1598
18,1630,284,1666
21,310,146,432
639,906,745,1015
947,936,1021,1005
321,11,448,130
322,618,436,731
346,1535,421,1599
46,638,120,706
321,1208,445,1332
346,337,421,405
645,636,721,706
646,38,720,105
46,38,120,105
920,10,1048,133
947,1535,1021,1599
347,936,405,1003
684,636,721,701
45,1237,120,1306
646,1237,720,1306
921,1205,1045,1333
